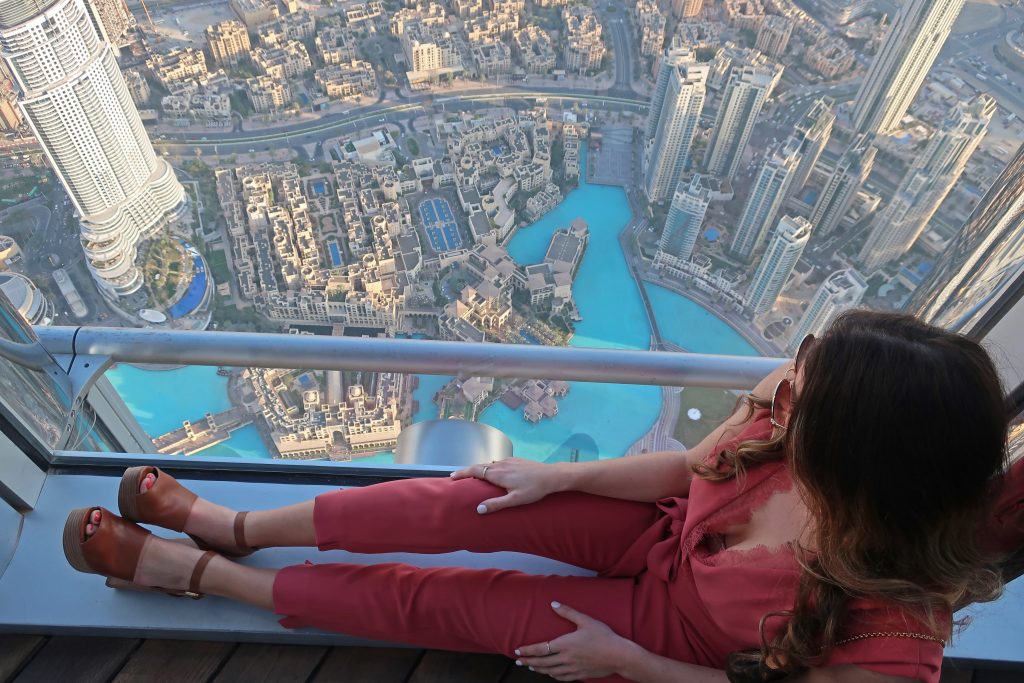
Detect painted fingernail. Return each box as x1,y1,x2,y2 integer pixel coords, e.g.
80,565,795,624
515,660,523,666
449,472,455,478
529,666,535,671
477,504,487,514
514,649,521,656
551,601,561,609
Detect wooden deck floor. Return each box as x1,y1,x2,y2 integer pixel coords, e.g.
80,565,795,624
0,635,1015,683
0,636,549,683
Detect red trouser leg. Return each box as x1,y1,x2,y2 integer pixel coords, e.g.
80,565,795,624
310,477,660,572
272,477,664,666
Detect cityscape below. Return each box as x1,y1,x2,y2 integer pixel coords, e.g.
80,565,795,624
0,0,1022,462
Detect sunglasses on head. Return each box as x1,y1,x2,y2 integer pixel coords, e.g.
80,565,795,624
770,333,816,430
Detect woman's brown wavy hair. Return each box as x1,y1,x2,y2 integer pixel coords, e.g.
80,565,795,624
695,310,1010,680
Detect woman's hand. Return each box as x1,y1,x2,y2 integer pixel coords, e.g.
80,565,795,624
450,457,564,514
514,602,637,681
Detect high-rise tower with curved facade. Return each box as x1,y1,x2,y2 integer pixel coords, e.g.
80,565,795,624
0,0,185,299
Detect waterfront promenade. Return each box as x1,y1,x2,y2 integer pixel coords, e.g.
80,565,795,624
153,406,253,456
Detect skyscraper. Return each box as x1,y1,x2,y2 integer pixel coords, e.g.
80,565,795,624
785,98,835,201
850,0,966,135
0,0,186,300
704,59,782,181
908,144,1024,333
787,268,867,352
645,48,693,140
746,215,811,317
658,174,712,262
644,58,708,202
809,133,877,238
858,95,994,272
728,139,802,262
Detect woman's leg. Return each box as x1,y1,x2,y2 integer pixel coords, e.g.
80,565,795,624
163,475,661,575
309,477,661,574
90,512,642,673
270,561,635,658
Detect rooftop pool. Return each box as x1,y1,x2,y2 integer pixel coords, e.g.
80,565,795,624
107,149,759,462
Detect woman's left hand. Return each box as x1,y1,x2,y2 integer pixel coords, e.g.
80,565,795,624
514,602,637,681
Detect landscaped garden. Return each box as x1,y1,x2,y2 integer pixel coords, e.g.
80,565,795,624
673,386,742,448
141,237,190,309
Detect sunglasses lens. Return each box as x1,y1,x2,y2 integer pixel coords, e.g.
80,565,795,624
796,334,815,368
772,379,791,428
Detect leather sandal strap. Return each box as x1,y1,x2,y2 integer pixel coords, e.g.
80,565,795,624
189,550,218,596
233,511,249,551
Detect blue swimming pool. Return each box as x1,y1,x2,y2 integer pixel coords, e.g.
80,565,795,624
167,241,209,319
328,242,343,267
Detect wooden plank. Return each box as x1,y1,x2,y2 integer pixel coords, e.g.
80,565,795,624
973,670,1024,683
407,651,511,683
12,636,139,683
938,667,974,683
310,647,422,683
112,639,236,683
0,635,46,683
501,663,558,683
212,643,328,683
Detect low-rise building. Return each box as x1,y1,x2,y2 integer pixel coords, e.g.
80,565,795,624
512,25,555,74
805,37,855,79
472,41,513,77
723,0,766,31
147,47,208,89
230,0,279,29
633,1,666,58
525,182,562,220
246,74,291,112
252,40,312,80
562,6,606,74
316,25,358,65
206,20,251,67
257,10,316,47
122,68,150,106
345,1,385,26
315,61,377,100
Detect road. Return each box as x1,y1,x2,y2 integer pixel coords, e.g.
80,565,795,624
153,90,651,158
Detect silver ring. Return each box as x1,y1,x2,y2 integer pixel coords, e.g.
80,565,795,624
545,642,552,656
481,466,489,480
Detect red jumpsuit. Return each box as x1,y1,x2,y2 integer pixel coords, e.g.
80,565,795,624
272,412,957,682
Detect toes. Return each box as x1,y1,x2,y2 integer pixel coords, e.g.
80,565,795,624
140,473,155,494
86,523,95,536
92,510,101,524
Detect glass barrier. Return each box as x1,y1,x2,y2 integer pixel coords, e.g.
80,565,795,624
95,361,748,466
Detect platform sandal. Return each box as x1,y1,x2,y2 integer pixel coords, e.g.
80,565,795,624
117,466,257,558
63,506,217,599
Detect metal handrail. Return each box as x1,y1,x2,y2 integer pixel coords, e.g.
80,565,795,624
33,326,787,389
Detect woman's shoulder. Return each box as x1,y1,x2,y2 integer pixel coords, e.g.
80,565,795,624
822,601,947,683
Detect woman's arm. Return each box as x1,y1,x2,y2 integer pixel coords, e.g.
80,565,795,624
453,360,794,511
547,358,794,503
515,603,916,683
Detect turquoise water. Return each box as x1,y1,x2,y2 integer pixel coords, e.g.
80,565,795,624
479,157,659,460
107,149,759,463
646,284,759,357
105,365,270,459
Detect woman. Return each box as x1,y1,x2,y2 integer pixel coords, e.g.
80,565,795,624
63,311,1016,683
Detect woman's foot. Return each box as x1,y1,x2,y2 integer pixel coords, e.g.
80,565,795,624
120,467,254,556
83,508,206,593
65,506,217,598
